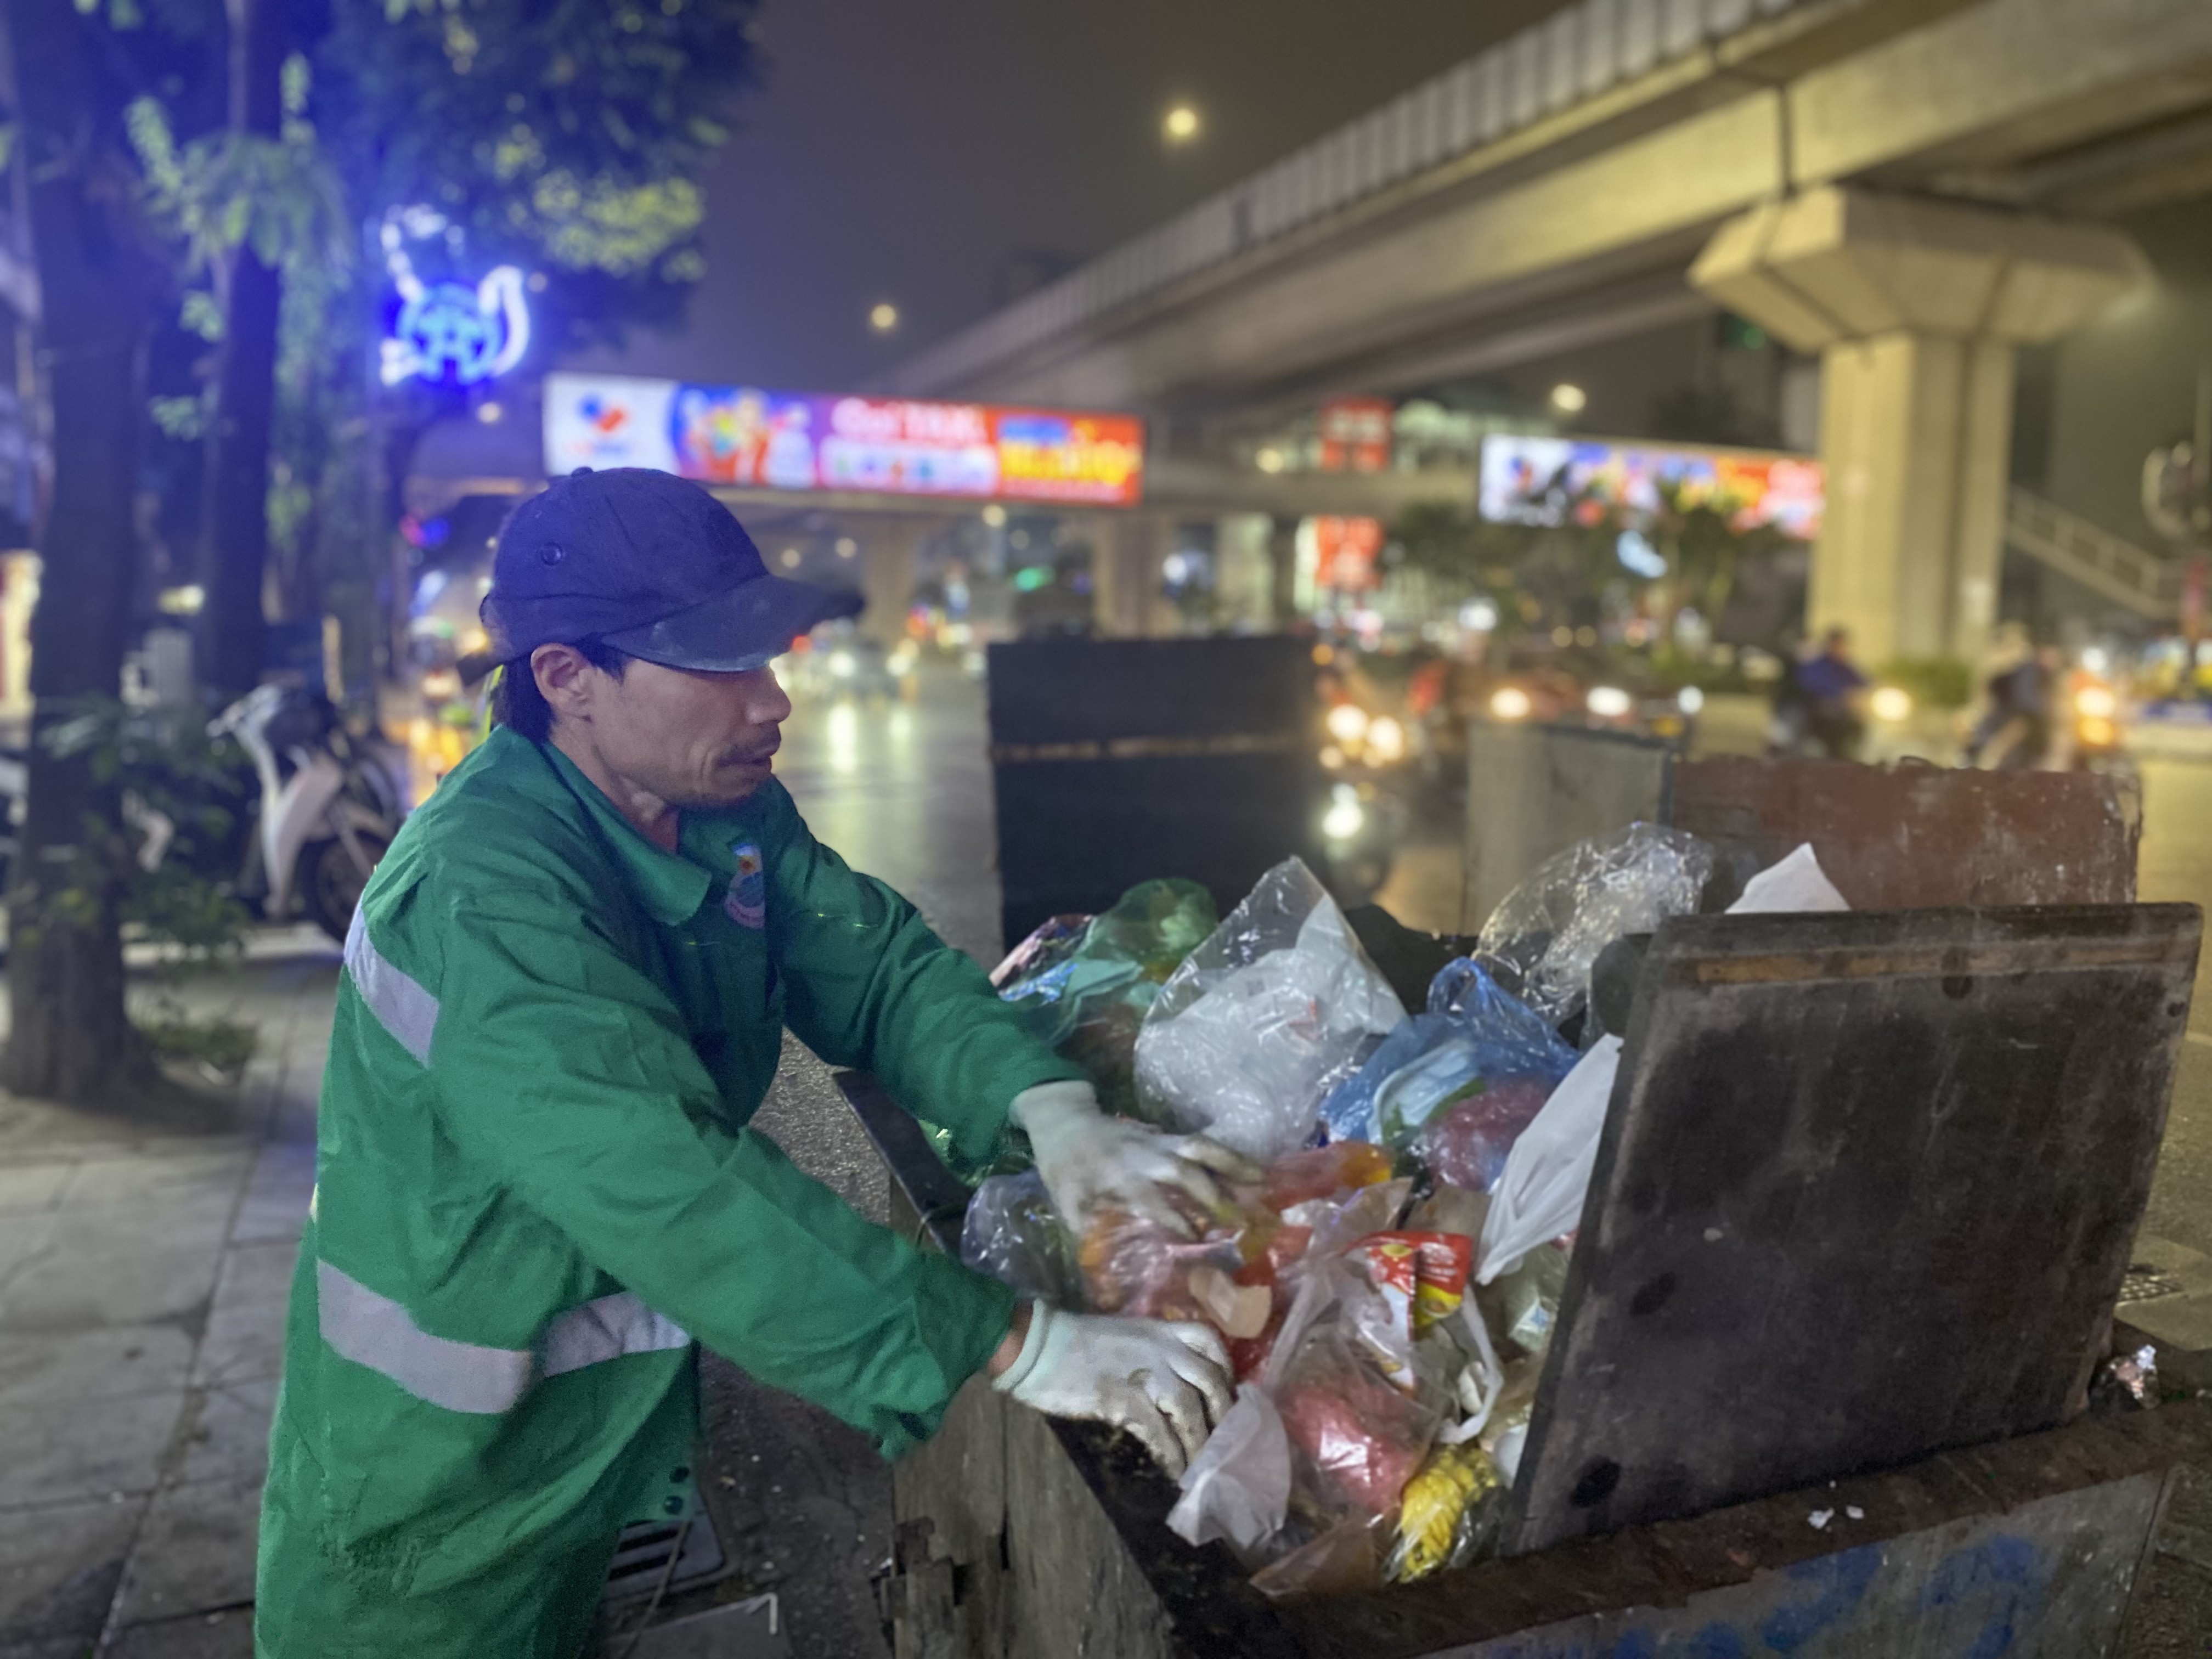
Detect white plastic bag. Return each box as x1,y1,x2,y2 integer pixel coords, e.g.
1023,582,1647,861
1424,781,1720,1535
1135,858,1406,1160
1168,1385,1292,1556
1728,843,1848,914
1477,844,1852,1283
1477,1036,1621,1284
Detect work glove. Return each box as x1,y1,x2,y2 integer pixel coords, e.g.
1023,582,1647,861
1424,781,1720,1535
992,1302,1234,1477
1011,1079,1259,1239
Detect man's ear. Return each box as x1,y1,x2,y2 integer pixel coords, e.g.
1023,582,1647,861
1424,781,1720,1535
532,644,598,725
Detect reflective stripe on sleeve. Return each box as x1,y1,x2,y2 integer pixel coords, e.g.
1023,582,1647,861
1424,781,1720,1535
317,1260,692,1414
344,904,439,1066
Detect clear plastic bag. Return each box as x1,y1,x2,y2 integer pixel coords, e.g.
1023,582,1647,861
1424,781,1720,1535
1077,1211,1246,1324
1474,823,1715,1025
1135,858,1407,1159
1319,960,1576,1149
1168,1385,1293,1558
1273,1282,1444,1516
960,1170,1080,1305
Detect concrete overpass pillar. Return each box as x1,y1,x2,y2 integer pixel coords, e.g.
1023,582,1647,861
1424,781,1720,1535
857,517,924,646
1091,512,1174,638
1691,187,2146,666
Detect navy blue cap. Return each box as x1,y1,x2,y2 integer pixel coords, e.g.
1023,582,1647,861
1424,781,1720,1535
481,468,836,672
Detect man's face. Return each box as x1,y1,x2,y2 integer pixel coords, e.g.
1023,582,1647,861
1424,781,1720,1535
564,657,793,809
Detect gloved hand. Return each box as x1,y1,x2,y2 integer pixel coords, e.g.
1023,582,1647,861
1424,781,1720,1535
991,1302,1233,1476
1012,1080,1258,1239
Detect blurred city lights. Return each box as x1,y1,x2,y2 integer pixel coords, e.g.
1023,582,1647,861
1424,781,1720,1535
981,504,1007,527
1549,382,1587,414
779,547,803,568
869,302,899,332
1585,684,1633,719
835,537,858,559
1870,686,1914,722
1324,703,1370,744
1677,685,1706,715
1163,104,1201,144
1365,717,1406,762
1489,686,1533,721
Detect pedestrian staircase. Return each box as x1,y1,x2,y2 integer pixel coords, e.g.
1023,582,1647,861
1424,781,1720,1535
2005,487,2184,619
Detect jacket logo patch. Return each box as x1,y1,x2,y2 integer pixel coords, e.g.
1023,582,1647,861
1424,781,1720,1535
725,842,767,929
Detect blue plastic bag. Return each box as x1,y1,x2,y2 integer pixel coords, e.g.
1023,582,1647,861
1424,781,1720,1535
1318,959,1577,1149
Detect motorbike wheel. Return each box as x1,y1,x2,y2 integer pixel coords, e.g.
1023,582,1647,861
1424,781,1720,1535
301,830,392,944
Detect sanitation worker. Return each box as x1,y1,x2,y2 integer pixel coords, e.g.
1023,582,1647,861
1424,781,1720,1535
256,468,1242,1657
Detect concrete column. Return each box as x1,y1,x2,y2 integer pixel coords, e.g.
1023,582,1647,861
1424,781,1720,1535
857,517,924,645
1813,332,2013,662
1091,512,1173,637
1691,186,2146,665
1214,513,1274,632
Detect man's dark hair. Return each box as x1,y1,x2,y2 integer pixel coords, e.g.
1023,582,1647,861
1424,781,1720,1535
490,638,631,743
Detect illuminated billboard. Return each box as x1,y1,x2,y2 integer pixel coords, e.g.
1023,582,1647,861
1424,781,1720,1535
544,373,1146,507
1479,433,1824,540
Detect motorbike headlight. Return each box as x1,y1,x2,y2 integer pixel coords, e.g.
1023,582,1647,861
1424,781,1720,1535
1489,686,1533,721
1870,686,1913,723
1365,717,1406,763
1585,685,1633,719
2075,684,2118,720
1677,685,1705,715
1322,785,1365,842
2080,716,2118,747
1325,704,1370,745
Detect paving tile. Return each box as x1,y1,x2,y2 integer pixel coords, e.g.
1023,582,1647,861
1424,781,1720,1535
0,1324,195,1410
188,1244,297,1390
176,1381,278,1488
107,1478,259,1628
227,1141,313,1247
0,1391,184,1510
0,1210,229,1334
0,1215,52,1287
105,1606,256,1659
0,1162,74,1218
63,1152,251,1216
0,1493,142,1640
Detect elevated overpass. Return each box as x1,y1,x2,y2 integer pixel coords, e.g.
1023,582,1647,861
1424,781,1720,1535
889,0,2211,658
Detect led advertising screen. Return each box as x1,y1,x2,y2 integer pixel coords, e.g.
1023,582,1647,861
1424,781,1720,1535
544,372,1146,507
1478,433,1824,540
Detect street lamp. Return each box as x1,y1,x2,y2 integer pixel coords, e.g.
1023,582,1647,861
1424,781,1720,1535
1549,382,1588,415
1163,104,1200,145
869,302,899,333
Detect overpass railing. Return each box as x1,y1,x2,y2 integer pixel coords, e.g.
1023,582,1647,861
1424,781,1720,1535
895,0,1815,396
2005,487,2183,620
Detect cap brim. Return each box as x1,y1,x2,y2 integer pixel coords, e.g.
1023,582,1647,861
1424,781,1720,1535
599,576,842,672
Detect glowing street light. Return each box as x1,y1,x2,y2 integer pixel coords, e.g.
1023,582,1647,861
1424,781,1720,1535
1163,104,1201,144
869,302,899,332
1549,382,1588,415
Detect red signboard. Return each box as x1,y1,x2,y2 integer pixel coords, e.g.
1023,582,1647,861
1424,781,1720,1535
1319,398,1394,474
1313,516,1384,592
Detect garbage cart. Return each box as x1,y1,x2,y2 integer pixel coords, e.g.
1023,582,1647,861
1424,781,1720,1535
847,755,2202,1657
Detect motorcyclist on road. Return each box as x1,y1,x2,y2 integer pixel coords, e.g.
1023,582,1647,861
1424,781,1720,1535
255,469,1243,1658
1794,626,1869,760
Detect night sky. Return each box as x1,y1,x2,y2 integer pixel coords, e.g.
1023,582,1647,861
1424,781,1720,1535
566,0,1564,393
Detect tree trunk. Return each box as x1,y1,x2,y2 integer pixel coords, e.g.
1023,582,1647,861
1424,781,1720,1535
1,0,158,1101
195,0,286,700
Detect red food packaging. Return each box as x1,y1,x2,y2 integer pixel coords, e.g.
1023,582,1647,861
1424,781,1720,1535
1227,1224,1312,1380
1277,1358,1433,1514
1419,1076,1555,1193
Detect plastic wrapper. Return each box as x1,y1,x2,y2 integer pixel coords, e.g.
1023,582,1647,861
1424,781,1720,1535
1474,823,1716,1025
1169,1386,1293,1557
997,879,1218,1118
1408,1184,1489,1242
1079,1210,1245,1323
1249,1516,1387,1600
1728,842,1848,915
1262,1142,1395,1209
1386,1441,1505,1583
1135,858,1407,1159
1320,959,1576,1148
960,1170,1080,1305
1419,1077,1558,1193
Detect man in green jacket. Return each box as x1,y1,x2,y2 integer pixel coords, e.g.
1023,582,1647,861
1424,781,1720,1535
256,469,1239,1657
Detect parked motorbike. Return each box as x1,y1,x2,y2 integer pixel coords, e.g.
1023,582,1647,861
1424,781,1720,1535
206,685,406,941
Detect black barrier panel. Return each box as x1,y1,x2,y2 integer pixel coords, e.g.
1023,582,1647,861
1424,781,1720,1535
987,636,1322,948
1505,901,2202,1556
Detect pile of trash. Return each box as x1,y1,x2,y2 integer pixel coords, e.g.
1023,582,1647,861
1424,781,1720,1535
978,825,1849,1596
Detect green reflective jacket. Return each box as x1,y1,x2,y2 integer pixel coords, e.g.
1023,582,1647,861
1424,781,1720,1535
256,726,1079,1658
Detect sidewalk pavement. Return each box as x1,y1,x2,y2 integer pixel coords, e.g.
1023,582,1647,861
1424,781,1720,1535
0,933,334,1659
